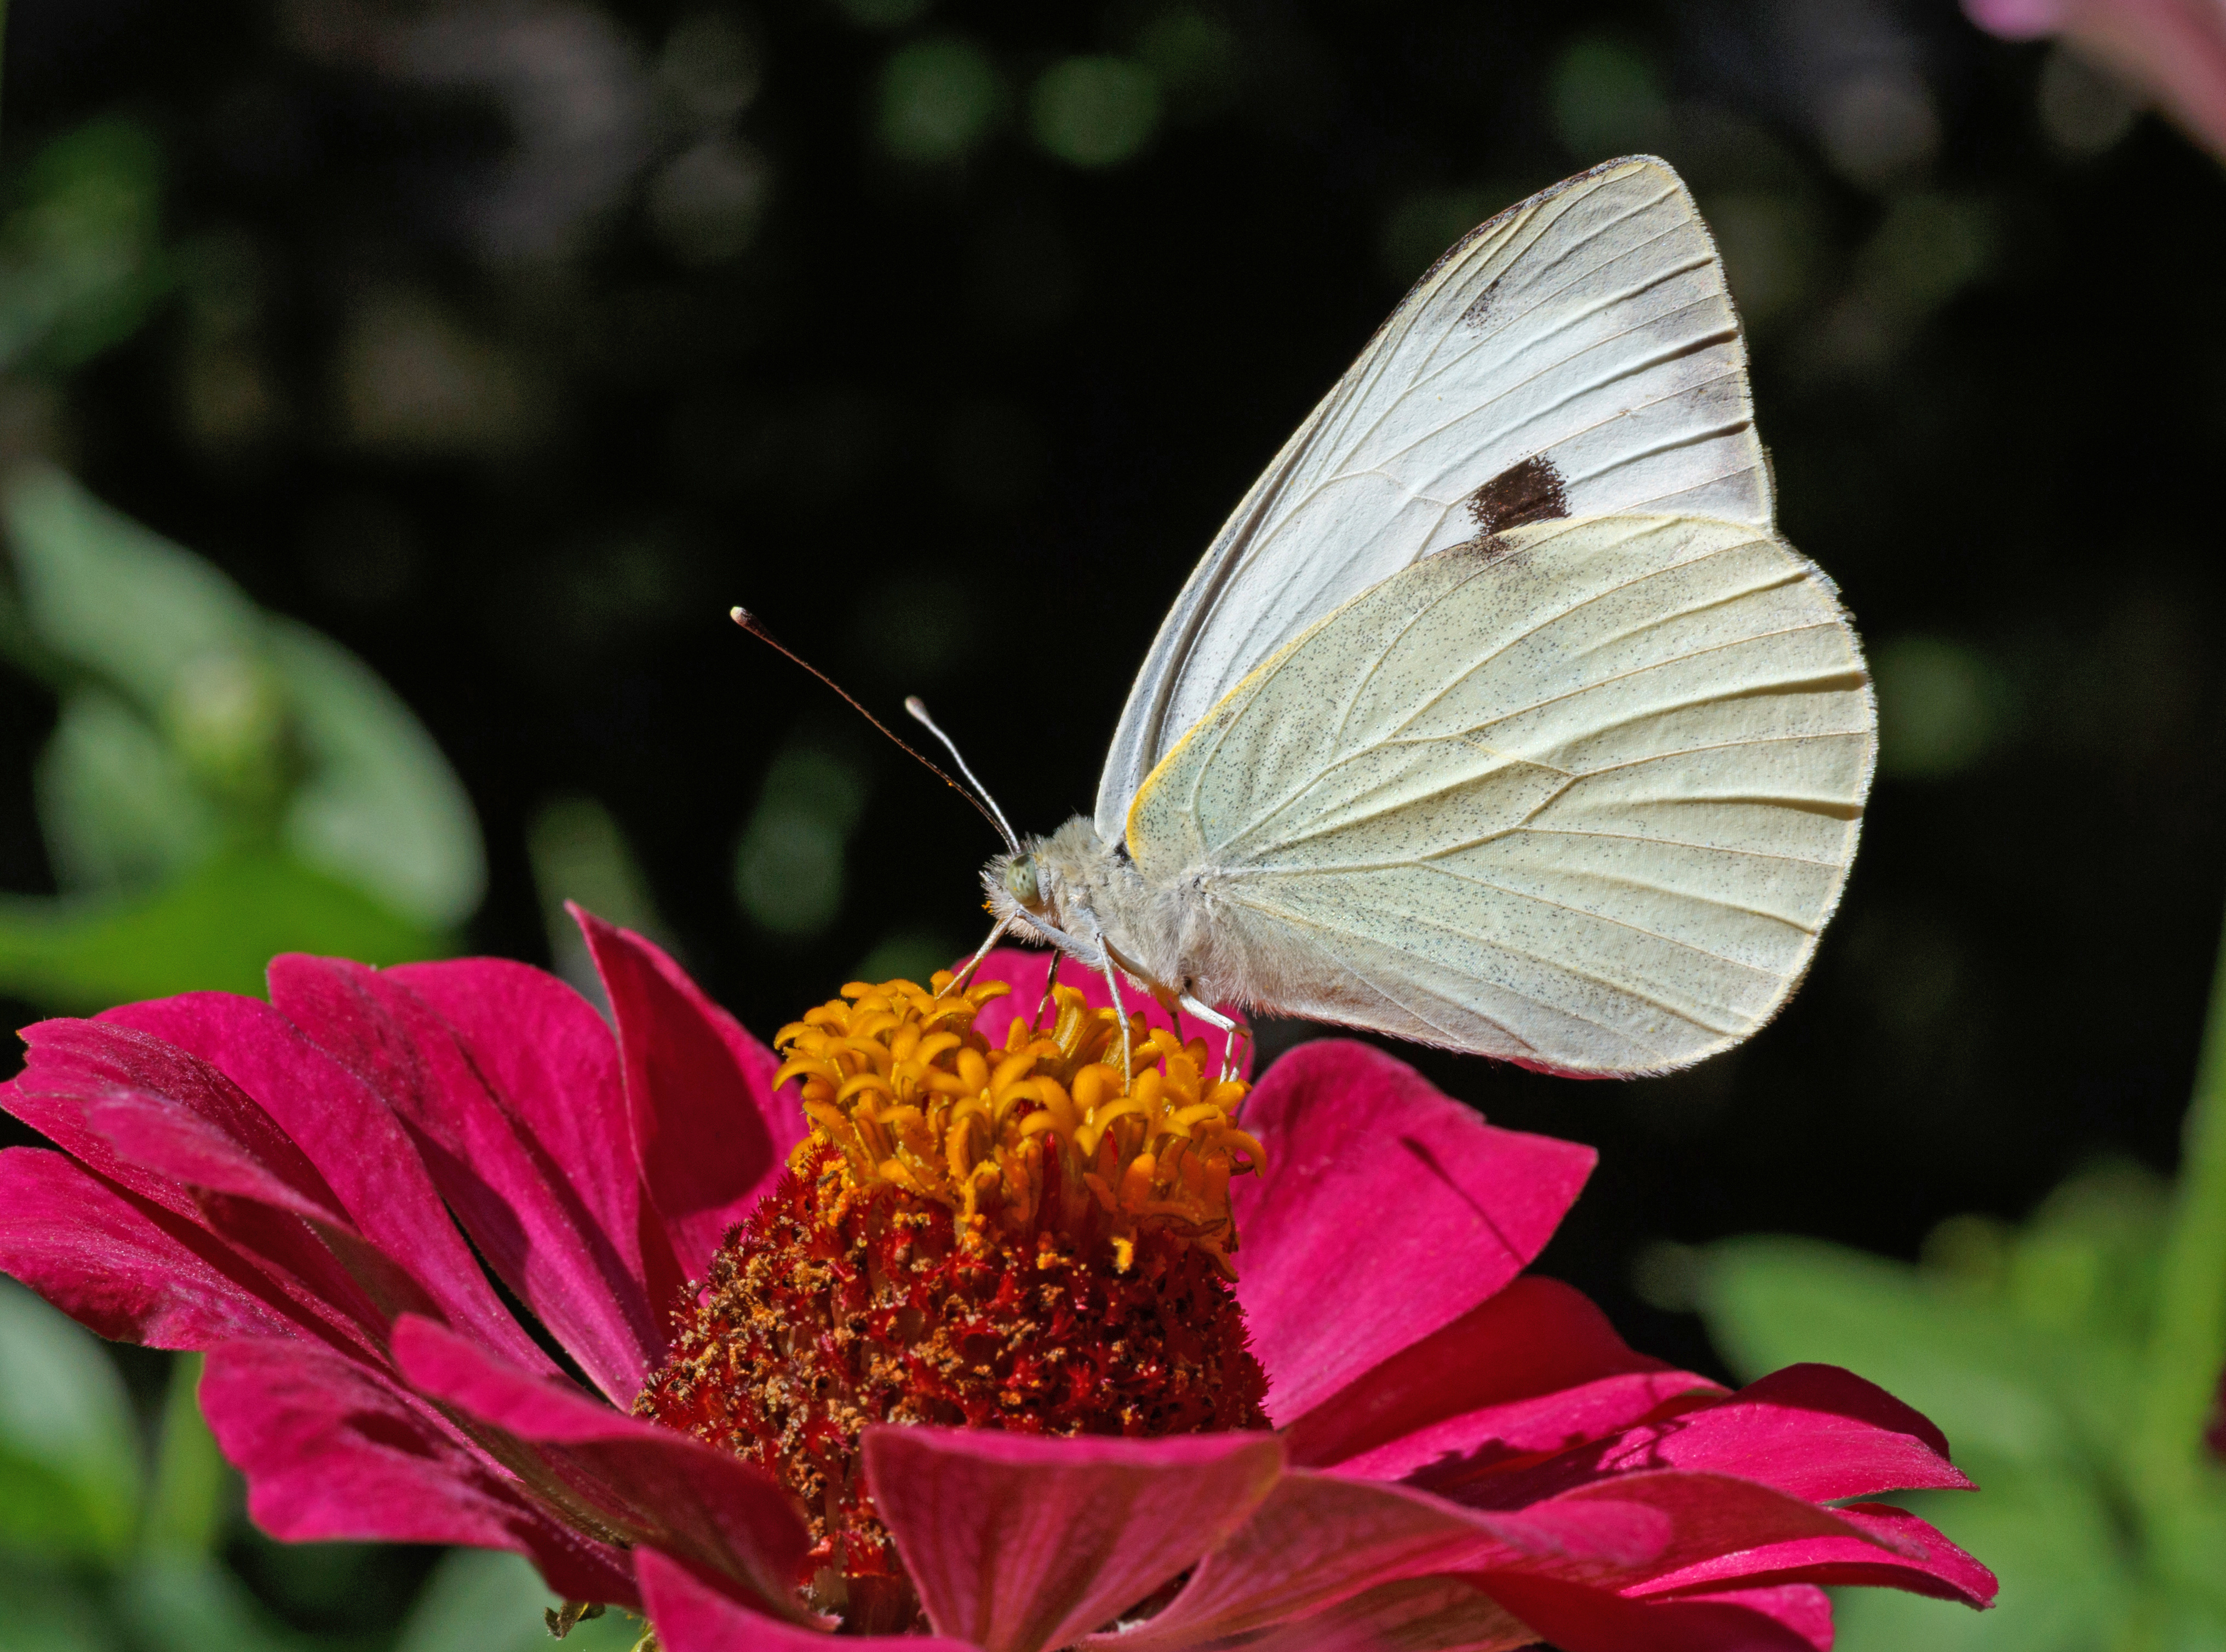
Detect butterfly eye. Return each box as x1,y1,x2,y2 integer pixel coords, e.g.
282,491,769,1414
1003,854,1042,907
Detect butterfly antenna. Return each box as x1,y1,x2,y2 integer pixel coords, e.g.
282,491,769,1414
905,696,1020,856
729,607,1014,849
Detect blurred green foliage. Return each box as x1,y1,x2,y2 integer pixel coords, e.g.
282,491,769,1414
0,119,166,377
0,466,483,1006
0,118,485,1010
1872,635,2015,779
1690,922,2226,1650
732,744,868,939
1030,57,1162,169
0,112,515,1652
876,39,1004,165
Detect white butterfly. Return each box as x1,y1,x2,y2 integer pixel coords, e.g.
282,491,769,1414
962,155,1875,1077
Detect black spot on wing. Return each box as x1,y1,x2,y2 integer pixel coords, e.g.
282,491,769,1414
1465,454,1570,534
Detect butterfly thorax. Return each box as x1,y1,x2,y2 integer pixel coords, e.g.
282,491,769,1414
984,815,1223,1003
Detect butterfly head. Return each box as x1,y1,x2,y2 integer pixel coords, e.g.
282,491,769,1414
985,836,1073,951
982,817,1136,961
1001,851,1044,909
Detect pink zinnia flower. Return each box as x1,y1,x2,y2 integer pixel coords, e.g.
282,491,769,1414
0,912,1994,1650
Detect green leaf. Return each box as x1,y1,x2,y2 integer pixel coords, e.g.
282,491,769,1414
1700,1236,2109,1467
0,118,169,376
1,469,485,926
271,621,485,929
0,1559,117,1652
396,1550,641,1652
118,1558,305,1652
36,690,217,893
2144,1478,2226,1626
142,1355,232,1560
1832,1458,2135,1652
0,850,451,1010
0,1281,144,1562
3,465,262,718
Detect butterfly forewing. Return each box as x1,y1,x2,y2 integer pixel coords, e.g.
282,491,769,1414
1095,156,1771,842
1123,514,1875,1075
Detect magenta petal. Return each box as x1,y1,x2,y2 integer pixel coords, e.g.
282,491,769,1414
0,1148,306,1347
574,908,799,1284
9,1016,349,1226
1474,1363,1972,1510
1227,1574,1534,1652
1080,1469,1640,1652
200,1336,638,1607
1591,1363,1969,1501
5,1022,423,1351
1229,1040,1594,1422
1630,1501,1996,1608
391,1316,813,1618
638,1551,977,1652
1499,1472,1892,1585
69,1088,466,1342
385,954,658,1299
1370,1372,1725,1490
1286,1274,1697,1471
269,955,663,1402
101,994,553,1374
968,950,1250,1081
1477,1576,1833,1652
78,1089,348,1221
864,1425,1283,1652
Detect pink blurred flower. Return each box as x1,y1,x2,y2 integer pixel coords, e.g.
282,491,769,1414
1966,0,2226,159
0,916,1994,1651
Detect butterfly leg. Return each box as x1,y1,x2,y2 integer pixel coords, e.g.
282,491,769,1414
944,915,1014,996
1032,950,1063,1031
1178,993,1246,1083
1092,943,1134,1077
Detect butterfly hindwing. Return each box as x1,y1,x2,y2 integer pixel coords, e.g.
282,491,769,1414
1123,513,1874,1074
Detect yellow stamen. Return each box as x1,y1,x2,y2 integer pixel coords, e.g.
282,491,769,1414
772,970,1259,1272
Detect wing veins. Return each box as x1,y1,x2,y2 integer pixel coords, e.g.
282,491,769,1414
1300,188,1700,519
1195,542,1823,854
1414,862,1799,973
1221,886,1677,1054
1511,824,1843,868
1353,286,1741,486
1261,884,1739,1041
1405,622,1861,744
1375,537,1787,739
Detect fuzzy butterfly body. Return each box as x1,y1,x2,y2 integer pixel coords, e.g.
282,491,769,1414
982,156,1875,1077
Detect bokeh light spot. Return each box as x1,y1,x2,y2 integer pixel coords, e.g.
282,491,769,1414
1874,635,2008,779
2038,44,2142,157
659,13,763,124
1030,56,1162,168
1134,8,1242,119
1704,191,1819,330
1817,70,1941,188
850,927,962,987
1549,38,1668,159
647,136,771,266
877,39,1003,165
733,747,868,937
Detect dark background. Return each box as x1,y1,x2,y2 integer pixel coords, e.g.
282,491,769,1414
3,0,2222,1390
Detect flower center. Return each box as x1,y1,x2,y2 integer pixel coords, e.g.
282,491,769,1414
633,970,1271,1632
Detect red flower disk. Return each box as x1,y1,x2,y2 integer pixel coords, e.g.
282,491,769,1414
0,913,1995,1652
